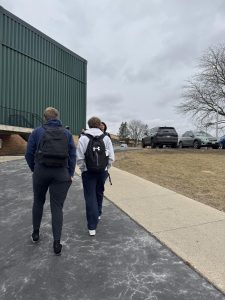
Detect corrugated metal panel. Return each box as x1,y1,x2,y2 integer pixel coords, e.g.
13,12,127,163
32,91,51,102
0,9,3,107
0,6,87,134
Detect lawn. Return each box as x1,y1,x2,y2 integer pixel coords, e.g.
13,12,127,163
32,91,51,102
113,148,225,211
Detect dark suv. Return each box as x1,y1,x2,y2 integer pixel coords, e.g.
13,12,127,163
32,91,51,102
142,127,178,148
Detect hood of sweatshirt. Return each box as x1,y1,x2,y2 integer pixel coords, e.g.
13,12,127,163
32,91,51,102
84,128,104,136
44,119,63,127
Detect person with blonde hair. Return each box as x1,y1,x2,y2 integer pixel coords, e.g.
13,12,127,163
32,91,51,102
77,117,114,236
25,107,76,255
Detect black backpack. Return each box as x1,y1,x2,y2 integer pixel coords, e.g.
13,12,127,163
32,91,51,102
36,125,69,167
84,134,108,172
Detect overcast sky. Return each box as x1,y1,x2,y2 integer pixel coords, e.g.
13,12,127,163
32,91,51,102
1,0,225,135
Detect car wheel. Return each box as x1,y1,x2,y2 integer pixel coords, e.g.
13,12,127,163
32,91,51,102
151,140,156,148
179,142,183,148
219,142,225,149
159,144,163,148
171,143,177,148
212,145,219,149
193,140,201,149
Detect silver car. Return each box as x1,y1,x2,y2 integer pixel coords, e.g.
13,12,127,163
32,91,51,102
178,131,219,149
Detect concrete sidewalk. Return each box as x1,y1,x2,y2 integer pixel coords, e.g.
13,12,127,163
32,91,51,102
105,167,225,294
0,156,24,163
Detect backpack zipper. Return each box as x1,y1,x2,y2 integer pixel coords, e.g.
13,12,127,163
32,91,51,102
95,152,99,166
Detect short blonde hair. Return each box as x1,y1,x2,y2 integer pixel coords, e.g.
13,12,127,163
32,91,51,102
88,117,101,128
43,107,59,121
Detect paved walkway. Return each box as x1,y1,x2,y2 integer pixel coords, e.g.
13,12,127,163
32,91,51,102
0,156,24,162
0,158,225,299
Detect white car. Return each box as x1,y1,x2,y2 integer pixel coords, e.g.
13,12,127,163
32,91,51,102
120,143,128,148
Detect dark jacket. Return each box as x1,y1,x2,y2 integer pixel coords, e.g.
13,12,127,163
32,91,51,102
25,119,76,176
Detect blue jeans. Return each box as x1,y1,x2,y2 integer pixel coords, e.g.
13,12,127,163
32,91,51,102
82,170,108,230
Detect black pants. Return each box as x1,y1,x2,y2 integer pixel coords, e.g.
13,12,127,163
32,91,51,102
82,170,108,230
32,165,72,241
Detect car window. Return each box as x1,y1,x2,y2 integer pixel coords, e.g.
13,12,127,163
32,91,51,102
159,128,176,134
205,133,214,138
194,131,209,137
183,131,189,137
182,131,193,137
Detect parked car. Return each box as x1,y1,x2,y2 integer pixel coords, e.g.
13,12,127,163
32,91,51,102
218,135,225,149
178,131,219,149
142,127,178,148
120,143,128,148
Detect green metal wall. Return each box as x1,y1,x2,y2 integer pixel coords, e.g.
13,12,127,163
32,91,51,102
0,6,87,134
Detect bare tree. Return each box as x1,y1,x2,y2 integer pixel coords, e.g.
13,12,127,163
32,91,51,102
177,45,225,129
128,120,147,146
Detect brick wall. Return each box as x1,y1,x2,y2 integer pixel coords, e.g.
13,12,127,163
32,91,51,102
0,134,27,155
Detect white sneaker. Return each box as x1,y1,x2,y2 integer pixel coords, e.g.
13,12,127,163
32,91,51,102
89,230,96,236
98,216,101,220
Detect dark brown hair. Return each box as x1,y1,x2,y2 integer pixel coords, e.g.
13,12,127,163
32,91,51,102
101,122,107,132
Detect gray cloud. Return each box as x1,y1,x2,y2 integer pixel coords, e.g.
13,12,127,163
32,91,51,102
1,0,225,135
89,93,122,112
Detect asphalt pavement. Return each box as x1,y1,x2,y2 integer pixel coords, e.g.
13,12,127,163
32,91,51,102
1,159,225,300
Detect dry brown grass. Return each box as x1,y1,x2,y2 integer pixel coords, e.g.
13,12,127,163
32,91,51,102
114,149,225,211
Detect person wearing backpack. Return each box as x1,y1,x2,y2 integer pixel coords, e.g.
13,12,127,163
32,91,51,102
25,107,76,255
77,117,115,236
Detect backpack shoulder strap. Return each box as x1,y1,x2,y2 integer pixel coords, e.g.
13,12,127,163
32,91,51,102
37,126,47,150
99,133,106,140
42,124,48,130
84,133,105,140
84,133,93,140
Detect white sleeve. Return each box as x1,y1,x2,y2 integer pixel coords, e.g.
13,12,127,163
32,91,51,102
76,136,88,172
104,136,115,163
